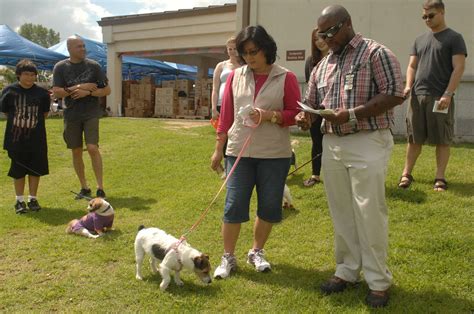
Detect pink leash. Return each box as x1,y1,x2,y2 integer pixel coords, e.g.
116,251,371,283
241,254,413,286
177,108,263,244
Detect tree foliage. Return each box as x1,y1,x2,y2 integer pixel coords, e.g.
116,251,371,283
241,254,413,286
0,67,17,90
18,23,60,48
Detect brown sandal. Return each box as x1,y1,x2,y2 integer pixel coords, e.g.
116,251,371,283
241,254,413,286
303,176,320,187
433,178,448,191
398,174,414,189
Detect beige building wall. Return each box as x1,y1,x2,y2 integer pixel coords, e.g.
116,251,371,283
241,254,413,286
100,6,237,116
241,0,473,141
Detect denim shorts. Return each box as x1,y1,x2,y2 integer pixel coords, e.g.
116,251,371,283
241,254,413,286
223,156,291,223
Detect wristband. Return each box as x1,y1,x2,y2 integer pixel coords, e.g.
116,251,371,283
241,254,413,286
443,91,454,97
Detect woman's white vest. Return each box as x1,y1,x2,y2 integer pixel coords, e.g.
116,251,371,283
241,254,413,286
226,64,292,159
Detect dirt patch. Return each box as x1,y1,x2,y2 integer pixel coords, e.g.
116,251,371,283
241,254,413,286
161,119,210,130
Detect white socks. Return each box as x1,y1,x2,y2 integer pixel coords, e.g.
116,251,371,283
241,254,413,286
16,196,24,202
28,195,37,201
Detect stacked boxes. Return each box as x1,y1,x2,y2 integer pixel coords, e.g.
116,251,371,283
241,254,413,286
155,87,178,116
123,77,155,117
194,78,212,117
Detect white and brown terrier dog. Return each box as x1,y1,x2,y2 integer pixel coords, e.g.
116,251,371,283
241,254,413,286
134,225,212,291
65,198,115,239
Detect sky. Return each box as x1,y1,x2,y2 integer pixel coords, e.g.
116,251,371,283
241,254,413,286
0,0,236,44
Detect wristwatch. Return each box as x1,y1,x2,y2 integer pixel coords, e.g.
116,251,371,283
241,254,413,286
348,108,357,126
270,111,278,124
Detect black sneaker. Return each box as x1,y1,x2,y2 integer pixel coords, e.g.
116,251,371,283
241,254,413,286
96,189,106,199
27,199,41,212
14,201,28,214
74,188,92,200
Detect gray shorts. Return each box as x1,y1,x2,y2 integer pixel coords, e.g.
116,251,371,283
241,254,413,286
63,118,100,149
406,95,454,145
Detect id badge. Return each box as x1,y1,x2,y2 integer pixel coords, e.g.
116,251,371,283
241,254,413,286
317,81,327,89
344,74,354,91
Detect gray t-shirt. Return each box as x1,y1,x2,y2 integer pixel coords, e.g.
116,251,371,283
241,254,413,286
53,58,108,121
412,28,467,97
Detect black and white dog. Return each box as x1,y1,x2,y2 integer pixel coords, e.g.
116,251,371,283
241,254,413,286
134,225,212,291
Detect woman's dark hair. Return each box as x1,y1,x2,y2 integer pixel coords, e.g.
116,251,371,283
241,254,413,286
15,59,38,79
235,25,277,65
310,28,324,68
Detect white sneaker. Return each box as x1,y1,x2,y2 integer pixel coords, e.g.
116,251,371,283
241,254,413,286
247,249,271,272
213,253,237,279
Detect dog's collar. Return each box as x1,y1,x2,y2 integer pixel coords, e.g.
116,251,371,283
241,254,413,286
100,204,112,213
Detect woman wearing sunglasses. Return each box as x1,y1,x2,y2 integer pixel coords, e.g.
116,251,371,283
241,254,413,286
210,25,300,280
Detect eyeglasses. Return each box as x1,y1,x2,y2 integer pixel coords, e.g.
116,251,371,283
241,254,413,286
241,49,261,57
422,12,438,20
317,20,346,40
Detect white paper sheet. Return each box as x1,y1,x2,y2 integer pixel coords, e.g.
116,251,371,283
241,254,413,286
297,101,334,115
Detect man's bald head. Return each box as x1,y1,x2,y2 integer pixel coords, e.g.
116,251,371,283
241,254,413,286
66,36,86,62
318,5,351,26
316,5,355,55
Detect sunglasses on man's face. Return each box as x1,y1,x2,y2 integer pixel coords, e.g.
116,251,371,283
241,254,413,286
422,12,438,20
317,20,345,40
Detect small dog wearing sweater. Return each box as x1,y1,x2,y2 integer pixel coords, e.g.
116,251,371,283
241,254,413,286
134,225,212,291
65,198,114,239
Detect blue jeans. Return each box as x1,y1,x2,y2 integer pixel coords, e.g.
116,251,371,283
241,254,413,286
223,157,290,223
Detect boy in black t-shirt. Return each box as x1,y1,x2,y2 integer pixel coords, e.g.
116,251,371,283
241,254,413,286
1,59,50,214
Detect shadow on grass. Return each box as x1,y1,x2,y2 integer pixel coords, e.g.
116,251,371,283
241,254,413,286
25,207,85,226
139,274,219,296
99,229,124,241
386,186,427,203
106,196,158,211
447,181,474,197
236,262,333,292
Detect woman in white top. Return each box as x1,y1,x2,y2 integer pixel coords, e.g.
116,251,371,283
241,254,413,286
211,36,242,120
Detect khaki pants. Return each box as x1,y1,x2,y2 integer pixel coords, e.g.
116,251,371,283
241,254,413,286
322,129,393,291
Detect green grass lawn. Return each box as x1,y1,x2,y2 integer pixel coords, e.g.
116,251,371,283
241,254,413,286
0,117,472,313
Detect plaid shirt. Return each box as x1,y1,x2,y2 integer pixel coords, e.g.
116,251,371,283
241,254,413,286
305,34,403,135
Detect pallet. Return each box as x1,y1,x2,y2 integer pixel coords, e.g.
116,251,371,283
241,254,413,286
175,115,207,120
154,115,176,119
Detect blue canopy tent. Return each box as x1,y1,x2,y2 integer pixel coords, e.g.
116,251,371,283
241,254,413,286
49,34,107,68
49,35,207,81
0,24,66,70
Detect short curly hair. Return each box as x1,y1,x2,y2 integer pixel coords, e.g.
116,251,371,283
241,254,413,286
235,25,277,65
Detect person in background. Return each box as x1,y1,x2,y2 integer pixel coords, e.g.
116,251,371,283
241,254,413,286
303,28,329,187
398,0,466,191
1,59,50,214
296,5,404,307
52,36,111,200
211,36,242,177
211,36,242,120
210,25,300,279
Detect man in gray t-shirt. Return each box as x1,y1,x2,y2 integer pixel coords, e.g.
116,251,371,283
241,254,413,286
398,0,466,192
52,36,111,199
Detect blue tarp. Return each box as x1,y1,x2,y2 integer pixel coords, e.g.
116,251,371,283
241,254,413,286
49,35,207,80
0,24,66,70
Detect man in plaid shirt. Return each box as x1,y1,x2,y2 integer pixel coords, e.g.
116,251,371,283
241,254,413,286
296,5,404,308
